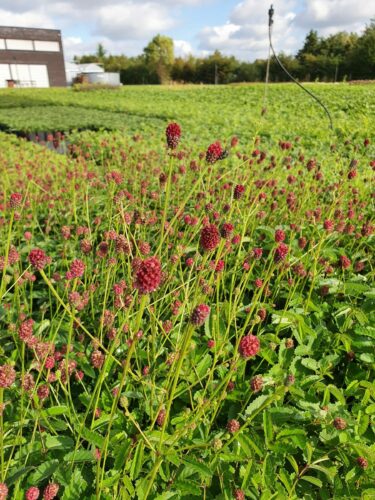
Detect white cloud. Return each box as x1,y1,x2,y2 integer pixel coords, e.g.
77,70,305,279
94,2,175,40
296,0,374,29
174,40,194,57
198,0,373,60
198,2,298,60
0,8,55,28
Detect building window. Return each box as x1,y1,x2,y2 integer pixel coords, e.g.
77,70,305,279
5,39,34,50
0,39,5,50
34,40,60,52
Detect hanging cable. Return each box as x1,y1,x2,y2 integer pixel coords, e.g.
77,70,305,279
267,4,333,130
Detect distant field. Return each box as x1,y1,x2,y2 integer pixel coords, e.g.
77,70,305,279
0,83,374,144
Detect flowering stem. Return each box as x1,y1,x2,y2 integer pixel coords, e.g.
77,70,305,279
0,210,14,299
39,269,121,367
98,294,148,495
160,154,173,246
0,388,3,481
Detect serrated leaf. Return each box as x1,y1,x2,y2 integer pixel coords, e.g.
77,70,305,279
80,427,105,449
102,471,122,487
130,441,144,480
29,459,59,484
5,466,33,486
174,479,202,496
365,403,375,414
45,435,74,451
114,438,132,470
62,468,87,500
300,358,319,372
41,406,69,417
154,492,178,500
245,394,273,420
195,353,212,378
63,449,95,463
182,458,212,478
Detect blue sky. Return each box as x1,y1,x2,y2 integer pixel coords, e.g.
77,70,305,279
0,0,372,61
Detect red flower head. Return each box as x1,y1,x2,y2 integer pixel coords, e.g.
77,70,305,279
26,486,40,500
10,192,22,209
250,375,263,392
323,219,334,232
28,248,49,270
220,222,234,239
274,243,289,262
0,364,16,388
356,456,368,469
200,224,220,251
43,483,59,500
275,229,286,242
156,408,166,426
234,490,245,500
333,417,346,430
166,122,181,149
134,256,162,294
0,484,8,500
206,141,223,163
234,184,245,200
339,255,351,270
66,259,85,280
191,304,210,326
239,335,260,358
227,419,240,434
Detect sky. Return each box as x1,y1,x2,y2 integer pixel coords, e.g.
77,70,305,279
0,0,373,61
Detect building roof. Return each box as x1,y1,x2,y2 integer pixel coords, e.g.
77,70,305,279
65,62,104,74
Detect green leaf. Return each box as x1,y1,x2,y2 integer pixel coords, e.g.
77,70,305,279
154,492,178,500
29,459,59,484
63,449,95,463
114,439,132,470
45,435,74,451
245,394,272,420
286,455,299,475
130,441,144,480
36,319,50,335
102,471,122,487
195,353,212,379
41,406,69,417
174,479,202,496
263,411,273,446
80,427,105,449
182,458,212,478
62,468,87,500
300,476,323,488
301,358,319,372
365,403,375,414
5,466,33,486
328,385,346,405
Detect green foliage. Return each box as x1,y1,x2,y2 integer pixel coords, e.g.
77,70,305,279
0,84,373,499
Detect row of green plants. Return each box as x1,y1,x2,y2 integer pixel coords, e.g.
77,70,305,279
0,84,374,143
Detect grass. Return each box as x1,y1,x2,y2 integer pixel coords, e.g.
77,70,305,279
0,83,374,499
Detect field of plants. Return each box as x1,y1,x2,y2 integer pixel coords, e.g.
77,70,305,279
0,83,374,500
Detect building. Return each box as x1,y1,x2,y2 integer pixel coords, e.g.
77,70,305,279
0,26,66,88
65,61,120,86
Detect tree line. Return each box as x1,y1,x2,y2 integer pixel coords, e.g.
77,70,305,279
74,22,375,84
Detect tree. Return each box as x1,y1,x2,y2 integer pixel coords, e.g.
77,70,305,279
350,21,375,79
297,30,322,60
144,35,174,83
96,43,107,60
